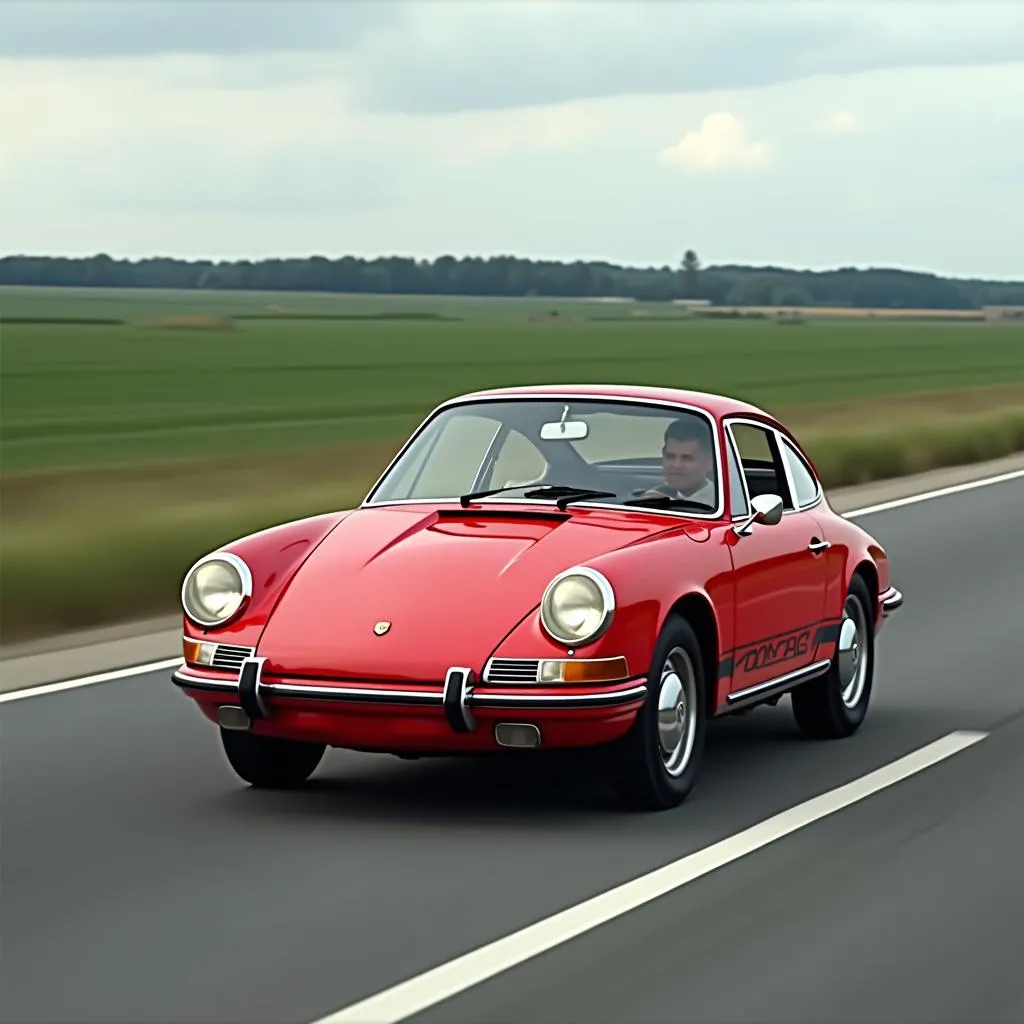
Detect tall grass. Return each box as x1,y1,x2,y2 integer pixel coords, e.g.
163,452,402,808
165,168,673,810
3,399,1023,644
3,300,1022,643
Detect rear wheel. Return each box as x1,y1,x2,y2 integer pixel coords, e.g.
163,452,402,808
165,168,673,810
791,574,875,739
611,614,708,811
220,728,326,788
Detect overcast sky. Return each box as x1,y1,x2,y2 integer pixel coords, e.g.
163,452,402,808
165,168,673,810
1,1,1022,277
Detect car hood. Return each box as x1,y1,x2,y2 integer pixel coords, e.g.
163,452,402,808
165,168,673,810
256,503,671,681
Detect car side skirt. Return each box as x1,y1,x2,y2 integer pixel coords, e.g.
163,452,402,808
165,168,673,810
719,658,832,713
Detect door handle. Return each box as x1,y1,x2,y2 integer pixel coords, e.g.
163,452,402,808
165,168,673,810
808,538,831,553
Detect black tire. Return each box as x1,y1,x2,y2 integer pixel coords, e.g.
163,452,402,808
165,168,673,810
611,613,708,811
791,574,875,739
220,728,326,788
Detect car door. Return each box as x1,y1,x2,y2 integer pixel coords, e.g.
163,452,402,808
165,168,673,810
774,428,847,630
723,418,832,701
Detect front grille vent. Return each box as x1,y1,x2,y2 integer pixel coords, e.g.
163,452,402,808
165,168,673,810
484,658,541,684
210,644,255,672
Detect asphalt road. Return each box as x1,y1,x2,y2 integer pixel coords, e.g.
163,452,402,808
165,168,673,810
2,476,1022,1024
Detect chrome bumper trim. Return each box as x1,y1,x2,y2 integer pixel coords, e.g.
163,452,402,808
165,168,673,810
469,685,647,708
171,669,647,712
880,586,903,616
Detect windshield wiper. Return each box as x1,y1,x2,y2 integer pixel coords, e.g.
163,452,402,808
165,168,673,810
530,487,618,510
622,494,713,511
459,484,616,510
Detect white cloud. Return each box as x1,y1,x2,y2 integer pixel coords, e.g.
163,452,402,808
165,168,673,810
3,2,1023,114
0,4,1021,279
454,104,603,161
0,1,392,59
850,185,881,214
0,56,396,220
827,110,861,133
659,113,772,173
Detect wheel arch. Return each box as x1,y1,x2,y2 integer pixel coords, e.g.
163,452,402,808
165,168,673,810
664,591,720,719
851,558,878,600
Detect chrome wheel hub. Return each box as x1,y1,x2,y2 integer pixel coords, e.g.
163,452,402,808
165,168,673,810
837,596,869,708
656,647,698,776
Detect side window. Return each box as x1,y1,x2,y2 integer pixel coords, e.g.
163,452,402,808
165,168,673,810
726,421,790,505
725,433,749,517
779,437,820,508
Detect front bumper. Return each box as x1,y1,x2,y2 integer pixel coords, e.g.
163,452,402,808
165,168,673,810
880,585,903,617
172,659,648,735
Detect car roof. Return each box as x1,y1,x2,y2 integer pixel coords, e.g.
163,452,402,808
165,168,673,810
449,383,773,422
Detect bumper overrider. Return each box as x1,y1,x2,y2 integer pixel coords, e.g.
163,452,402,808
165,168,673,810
880,585,903,617
171,650,648,736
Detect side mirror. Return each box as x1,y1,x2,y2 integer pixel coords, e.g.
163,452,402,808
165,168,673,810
733,493,784,537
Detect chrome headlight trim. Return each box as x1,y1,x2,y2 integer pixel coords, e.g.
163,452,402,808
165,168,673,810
539,566,616,647
181,551,253,628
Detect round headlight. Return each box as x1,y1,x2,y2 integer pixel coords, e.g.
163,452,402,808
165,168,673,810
539,567,615,646
181,552,252,627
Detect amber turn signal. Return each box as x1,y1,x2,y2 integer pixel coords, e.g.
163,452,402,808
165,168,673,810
539,656,629,684
183,638,216,666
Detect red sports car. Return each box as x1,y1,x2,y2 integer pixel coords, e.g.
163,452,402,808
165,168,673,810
172,384,902,810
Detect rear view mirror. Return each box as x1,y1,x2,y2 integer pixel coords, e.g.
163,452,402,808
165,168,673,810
733,493,784,536
540,420,588,441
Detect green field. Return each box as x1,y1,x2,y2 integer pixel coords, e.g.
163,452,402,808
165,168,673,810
4,286,1023,473
1,284,694,324
2,285,1023,644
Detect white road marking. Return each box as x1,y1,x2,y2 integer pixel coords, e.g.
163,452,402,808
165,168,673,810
843,467,1024,519
2,464,1022,705
0,658,183,704
308,729,988,1024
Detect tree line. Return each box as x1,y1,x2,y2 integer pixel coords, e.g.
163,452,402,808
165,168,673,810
1,251,1021,309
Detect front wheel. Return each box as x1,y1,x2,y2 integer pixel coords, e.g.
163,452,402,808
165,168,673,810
791,574,875,739
220,728,326,788
611,614,708,811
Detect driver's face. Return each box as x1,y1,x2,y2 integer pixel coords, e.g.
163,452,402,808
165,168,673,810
662,438,711,492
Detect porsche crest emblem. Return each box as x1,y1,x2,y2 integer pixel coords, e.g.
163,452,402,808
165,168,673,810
373,621,391,636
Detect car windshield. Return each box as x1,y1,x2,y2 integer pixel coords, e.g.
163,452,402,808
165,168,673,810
364,397,722,517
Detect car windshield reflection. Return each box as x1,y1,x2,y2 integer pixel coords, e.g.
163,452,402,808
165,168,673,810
364,397,722,517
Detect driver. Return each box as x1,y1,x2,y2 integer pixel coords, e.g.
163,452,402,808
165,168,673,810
638,418,716,506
